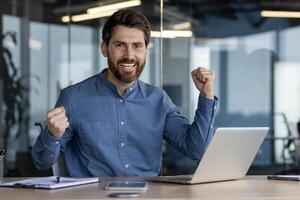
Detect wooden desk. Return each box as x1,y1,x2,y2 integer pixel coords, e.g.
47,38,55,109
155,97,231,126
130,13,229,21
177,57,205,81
0,176,300,200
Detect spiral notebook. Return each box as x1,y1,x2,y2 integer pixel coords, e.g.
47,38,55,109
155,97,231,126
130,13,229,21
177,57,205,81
0,176,99,189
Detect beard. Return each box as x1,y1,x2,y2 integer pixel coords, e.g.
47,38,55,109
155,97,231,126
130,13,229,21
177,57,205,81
107,55,146,83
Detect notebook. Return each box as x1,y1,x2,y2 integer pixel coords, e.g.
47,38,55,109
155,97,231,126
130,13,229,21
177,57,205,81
149,127,269,184
0,176,99,189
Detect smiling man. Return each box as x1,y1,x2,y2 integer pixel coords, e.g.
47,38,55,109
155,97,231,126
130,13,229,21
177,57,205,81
32,9,218,177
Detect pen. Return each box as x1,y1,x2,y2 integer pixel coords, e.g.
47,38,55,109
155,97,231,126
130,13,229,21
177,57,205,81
56,176,60,183
0,149,5,157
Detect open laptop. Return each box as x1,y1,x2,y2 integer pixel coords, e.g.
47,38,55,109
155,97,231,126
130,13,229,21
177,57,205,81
148,127,269,184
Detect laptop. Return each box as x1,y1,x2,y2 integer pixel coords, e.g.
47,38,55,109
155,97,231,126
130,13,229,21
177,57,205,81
148,127,269,184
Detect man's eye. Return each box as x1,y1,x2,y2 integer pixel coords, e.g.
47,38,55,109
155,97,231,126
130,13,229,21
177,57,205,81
115,43,124,48
135,44,143,48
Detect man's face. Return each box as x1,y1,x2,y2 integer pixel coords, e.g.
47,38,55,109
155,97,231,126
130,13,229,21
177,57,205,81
102,25,147,83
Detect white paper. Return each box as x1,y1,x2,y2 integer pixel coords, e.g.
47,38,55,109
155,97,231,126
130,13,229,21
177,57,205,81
0,176,99,189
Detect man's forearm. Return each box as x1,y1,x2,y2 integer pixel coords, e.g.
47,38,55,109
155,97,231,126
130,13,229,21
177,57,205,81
31,129,61,170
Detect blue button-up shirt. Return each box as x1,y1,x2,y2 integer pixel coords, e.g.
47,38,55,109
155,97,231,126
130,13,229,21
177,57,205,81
32,70,218,177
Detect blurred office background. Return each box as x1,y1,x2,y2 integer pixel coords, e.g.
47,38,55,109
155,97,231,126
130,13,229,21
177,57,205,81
0,0,300,177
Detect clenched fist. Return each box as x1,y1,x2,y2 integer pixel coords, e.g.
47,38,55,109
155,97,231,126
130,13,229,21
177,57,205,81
46,106,69,138
191,67,215,100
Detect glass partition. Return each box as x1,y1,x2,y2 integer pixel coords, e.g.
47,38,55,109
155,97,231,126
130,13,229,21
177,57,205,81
160,1,299,175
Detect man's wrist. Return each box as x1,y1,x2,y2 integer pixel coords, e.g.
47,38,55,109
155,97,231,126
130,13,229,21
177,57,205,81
200,93,214,100
47,127,62,138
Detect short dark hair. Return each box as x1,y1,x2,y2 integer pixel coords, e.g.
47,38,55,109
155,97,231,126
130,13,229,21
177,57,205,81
102,9,151,46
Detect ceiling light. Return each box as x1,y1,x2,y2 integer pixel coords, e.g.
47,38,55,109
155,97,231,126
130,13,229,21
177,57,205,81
151,31,175,38
172,22,191,30
61,16,70,23
261,10,300,18
61,10,117,22
87,0,141,14
151,30,193,38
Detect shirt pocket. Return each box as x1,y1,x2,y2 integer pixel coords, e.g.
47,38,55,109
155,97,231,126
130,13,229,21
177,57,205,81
76,120,116,148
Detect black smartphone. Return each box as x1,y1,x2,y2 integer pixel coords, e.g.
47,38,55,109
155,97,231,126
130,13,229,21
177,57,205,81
267,175,300,181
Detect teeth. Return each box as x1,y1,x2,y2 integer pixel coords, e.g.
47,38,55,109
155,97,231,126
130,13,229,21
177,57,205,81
121,63,135,67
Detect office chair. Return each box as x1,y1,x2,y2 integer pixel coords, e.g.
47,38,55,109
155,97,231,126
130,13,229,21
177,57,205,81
34,121,69,177
278,113,300,174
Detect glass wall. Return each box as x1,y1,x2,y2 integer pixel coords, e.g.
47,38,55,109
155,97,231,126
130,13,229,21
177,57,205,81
1,0,300,177
160,1,300,175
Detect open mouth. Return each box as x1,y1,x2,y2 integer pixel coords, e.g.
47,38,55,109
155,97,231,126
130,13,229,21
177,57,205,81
119,63,137,73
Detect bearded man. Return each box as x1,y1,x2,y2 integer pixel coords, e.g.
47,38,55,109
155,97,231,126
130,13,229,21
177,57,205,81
32,9,218,177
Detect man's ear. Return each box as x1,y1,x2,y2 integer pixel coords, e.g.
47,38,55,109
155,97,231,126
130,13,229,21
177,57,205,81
101,42,108,57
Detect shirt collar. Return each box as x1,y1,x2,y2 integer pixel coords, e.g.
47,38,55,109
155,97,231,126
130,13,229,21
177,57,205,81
98,68,138,97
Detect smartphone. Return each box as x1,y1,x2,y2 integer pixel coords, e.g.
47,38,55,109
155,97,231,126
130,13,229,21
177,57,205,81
267,175,300,181
105,182,147,191
107,192,141,198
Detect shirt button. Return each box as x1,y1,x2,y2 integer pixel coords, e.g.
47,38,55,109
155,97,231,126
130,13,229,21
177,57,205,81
214,105,217,110
51,154,54,157
121,121,125,125
120,99,123,103
129,87,133,91
125,164,129,168
210,125,213,129
55,141,60,145
120,143,125,147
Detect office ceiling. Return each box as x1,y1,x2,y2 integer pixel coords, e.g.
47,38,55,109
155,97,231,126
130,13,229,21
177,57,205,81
2,0,300,37
161,0,300,37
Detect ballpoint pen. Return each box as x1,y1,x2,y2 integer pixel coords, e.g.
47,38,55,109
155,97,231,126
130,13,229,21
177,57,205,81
0,149,5,158
56,176,60,183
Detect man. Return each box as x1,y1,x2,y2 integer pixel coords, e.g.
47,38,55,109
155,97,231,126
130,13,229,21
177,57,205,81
32,9,218,177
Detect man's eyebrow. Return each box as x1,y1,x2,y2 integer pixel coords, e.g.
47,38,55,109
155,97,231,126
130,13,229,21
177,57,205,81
133,42,144,45
113,41,125,44
113,41,144,44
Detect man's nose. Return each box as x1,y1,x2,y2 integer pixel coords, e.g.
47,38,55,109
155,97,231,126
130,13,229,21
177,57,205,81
124,47,134,60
